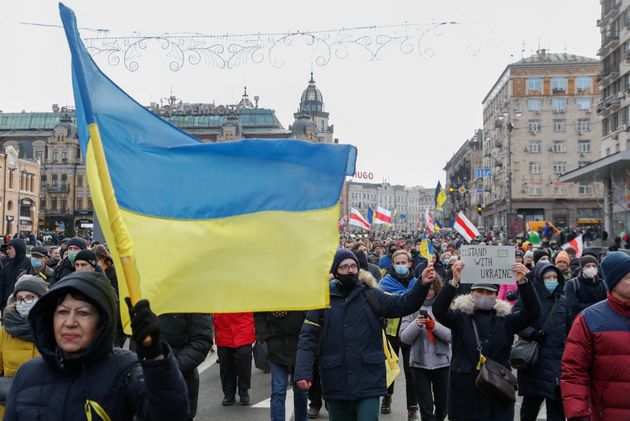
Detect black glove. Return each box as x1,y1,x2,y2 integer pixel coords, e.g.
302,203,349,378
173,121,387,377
532,330,546,343
125,297,162,360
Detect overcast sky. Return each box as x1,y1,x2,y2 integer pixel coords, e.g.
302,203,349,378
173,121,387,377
1,1,600,188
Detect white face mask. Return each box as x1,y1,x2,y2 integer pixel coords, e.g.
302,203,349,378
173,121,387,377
582,267,598,279
473,295,496,311
16,300,37,318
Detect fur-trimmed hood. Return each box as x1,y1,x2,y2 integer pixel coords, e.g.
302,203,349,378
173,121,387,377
452,293,512,317
358,269,379,289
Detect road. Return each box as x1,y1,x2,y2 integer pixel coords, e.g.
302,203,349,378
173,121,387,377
194,352,547,420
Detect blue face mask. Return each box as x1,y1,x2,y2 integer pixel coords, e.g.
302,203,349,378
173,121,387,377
544,279,558,293
30,258,43,269
394,264,409,276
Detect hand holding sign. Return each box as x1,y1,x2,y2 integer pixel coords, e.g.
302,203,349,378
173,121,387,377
460,245,516,284
451,260,464,285
512,263,528,284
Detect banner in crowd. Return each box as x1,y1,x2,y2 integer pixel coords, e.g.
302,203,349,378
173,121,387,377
460,245,516,284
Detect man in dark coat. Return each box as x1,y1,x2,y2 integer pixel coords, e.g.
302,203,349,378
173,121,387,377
0,238,31,308
433,261,541,421
159,313,213,420
255,310,308,421
564,255,607,323
514,263,571,421
50,236,87,285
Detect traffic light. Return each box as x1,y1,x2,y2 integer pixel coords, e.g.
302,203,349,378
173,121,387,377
449,186,455,193
477,205,483,215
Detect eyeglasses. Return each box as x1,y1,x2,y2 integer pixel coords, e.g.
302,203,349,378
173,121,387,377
16,296,36,304
338,263,358,271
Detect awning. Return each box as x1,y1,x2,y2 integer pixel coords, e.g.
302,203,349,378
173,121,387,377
560,150,630,183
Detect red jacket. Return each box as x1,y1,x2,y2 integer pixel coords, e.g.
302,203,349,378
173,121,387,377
561,294,630,420
213,312,255,348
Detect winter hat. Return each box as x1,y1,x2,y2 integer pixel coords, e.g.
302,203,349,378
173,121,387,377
67,237,87,250
533,249,550,264
330,249,359,275
580,255,599,268
75,249,97,268
14,275,48,298
523,251,534,260
471,283,499,293
30,247,48,257
555,250,570,265
601,252,630,292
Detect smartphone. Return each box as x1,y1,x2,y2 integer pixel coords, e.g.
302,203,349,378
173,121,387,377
419,310,428,318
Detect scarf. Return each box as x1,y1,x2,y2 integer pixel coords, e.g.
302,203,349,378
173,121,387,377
3,307,34,342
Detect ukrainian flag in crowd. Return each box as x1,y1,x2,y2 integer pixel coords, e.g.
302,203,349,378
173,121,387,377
59,4,356,314
418,239,435,261
435,181,447,211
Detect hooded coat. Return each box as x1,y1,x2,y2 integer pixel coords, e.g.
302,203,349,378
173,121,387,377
254,310,307,366
294,270,430,401
564,270,607,323
0,239,31,307
4,272,189,421
513,264,571,400
432,281,541,421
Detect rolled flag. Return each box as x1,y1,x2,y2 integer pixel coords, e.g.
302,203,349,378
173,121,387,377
367,206,374,224
373,206,392,224
453,211,480,243
349,207,371,230
425,208,440,233
561,234,583,257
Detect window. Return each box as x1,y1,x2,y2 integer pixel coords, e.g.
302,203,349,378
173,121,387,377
87,197,93,210
52,174,58,187
578,183,592,195
552,77,567,93
552,98,566,113
527,78,543,94
35,151,43,163
40,198,46,209
51,197,57,210
528,119,541,133
576,97,591,111
76,197,83,210
577,118,591,132
528,140,541,153
611,112,620,130
60,197,67,212
76,175,83,188
553,119,566,132
529,162,542,174
528,185,543,195
578,140,592,153
53,151,58,162
553,184,567,195
61,151,68,161
576,76,592,93
528,98,542,112
8,170,13,189
552,140,567,153
603,118,610,136
41,175,47,187
553,161,567,174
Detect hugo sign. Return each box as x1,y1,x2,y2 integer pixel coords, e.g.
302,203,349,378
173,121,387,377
352,171,374,180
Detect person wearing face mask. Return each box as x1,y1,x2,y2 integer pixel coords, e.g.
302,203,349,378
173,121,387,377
553,250,573,281
295,249,435,421
564,255,607,323
433,261,541,421
379,250,421,419
49,237,87,286
0,239,31,311
0,275,47,417
513,263,571,421
17,247,54,283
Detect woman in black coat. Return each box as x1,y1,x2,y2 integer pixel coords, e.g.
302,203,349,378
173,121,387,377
432,261,540,421
513,263,571,421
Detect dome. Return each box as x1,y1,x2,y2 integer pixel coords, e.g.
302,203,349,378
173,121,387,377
290,113,318,135
238,86,254,109
299,72,323,113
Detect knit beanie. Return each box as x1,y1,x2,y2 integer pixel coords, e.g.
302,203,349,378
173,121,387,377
601,252,630,292
67,237,87,250
555,250,570,265
580,255,599,268
75,249,97,268
330,249,359,275
524,251,534,260
14,275,48,298
533,249,550,265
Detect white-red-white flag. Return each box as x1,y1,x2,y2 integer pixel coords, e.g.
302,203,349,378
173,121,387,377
562,235,583,257
453,211,480,243
349,208,371,230
425,208,436,233
373,206,392,224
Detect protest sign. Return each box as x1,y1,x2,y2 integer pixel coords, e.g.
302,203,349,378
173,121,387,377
459,245,515,284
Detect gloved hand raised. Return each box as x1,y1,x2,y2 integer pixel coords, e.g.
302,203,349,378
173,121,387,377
125,297,162,360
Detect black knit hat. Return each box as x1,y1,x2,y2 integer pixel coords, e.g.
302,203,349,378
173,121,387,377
580,255,599,268
602,251,630,291
330,249,359,275
75,249,97,268
533,249,550,265
67,237,87,250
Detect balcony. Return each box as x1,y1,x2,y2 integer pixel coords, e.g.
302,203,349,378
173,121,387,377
47,184,70,193
603,30,620,49
606,92,622,109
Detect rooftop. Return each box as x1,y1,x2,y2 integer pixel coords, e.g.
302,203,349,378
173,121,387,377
512,50,599,66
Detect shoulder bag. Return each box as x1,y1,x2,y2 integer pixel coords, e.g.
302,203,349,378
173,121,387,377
471,317,517,405
510,299,558,370
364,288,400,387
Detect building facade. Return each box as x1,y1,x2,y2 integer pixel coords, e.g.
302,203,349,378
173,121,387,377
346,181,435,231
480,50,603,236
0,75,337,235
0,145,40,236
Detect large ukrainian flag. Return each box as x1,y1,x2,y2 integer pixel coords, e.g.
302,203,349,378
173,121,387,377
59,4,356,314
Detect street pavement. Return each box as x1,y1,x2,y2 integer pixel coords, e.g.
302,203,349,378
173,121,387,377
195,352,547,420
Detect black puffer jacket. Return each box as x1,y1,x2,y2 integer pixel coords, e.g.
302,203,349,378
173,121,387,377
514,264,571,400
49,257,75,286
433,281,540,421
5,272,189,420
255,311,306,366
159,313,213,418
564,271,607,322
0,238,31,307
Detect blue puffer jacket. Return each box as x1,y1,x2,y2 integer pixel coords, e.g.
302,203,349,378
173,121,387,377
294,270,429,401
514,263,572,400
5,272,189,421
